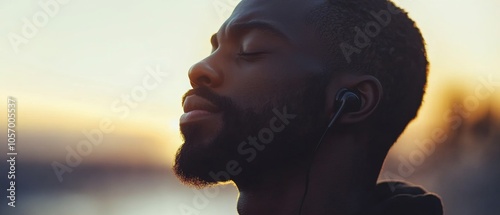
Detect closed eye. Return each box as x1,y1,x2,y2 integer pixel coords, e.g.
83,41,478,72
237,51,267,56
237,51,268,62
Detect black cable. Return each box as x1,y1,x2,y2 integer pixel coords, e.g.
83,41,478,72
298,100,347,215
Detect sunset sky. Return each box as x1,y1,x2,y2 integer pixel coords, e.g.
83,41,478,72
0,0,499,165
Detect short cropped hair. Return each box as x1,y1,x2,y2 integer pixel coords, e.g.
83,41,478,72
307,0,428,149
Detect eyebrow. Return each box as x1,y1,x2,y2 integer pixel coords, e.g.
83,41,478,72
214,20,291,45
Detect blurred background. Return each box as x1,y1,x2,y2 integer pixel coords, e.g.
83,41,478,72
0,0,499,214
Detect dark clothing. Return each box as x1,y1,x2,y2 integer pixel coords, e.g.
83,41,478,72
366,181,443,215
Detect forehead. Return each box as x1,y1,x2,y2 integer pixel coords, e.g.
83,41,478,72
221,0,325,43
233,0,322,18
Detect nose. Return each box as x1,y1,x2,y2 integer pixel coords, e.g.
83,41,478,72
188,59,223,88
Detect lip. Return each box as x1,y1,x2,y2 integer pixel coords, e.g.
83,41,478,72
180,95,221,125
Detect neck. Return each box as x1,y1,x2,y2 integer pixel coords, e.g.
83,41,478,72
234,133,383,215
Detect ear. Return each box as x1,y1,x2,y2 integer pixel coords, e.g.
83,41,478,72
325,75,383,124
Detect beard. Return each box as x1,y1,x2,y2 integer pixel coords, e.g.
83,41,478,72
173,77,328,188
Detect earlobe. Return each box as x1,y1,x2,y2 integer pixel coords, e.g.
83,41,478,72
340,75,383,123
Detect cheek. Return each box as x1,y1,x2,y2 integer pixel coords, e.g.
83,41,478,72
226,63,312,109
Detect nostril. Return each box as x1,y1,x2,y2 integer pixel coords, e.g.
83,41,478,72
197,76,211,86
188,59,222,88
190,81,198,88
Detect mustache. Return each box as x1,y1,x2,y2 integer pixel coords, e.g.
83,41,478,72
182,87,235,112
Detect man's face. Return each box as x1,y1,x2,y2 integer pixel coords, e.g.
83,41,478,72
174,0,328,187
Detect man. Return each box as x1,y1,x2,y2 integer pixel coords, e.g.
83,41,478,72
174,0,443,214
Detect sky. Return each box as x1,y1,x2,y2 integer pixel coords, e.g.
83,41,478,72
0,0,499,165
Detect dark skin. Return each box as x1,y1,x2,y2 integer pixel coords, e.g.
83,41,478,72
184,0,384,214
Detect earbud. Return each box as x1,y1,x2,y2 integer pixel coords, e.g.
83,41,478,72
335,88,362,113
327,88,362,128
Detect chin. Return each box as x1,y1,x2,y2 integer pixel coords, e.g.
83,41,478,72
174,130,238,187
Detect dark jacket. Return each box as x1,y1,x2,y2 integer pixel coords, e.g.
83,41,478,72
366,181,443,215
